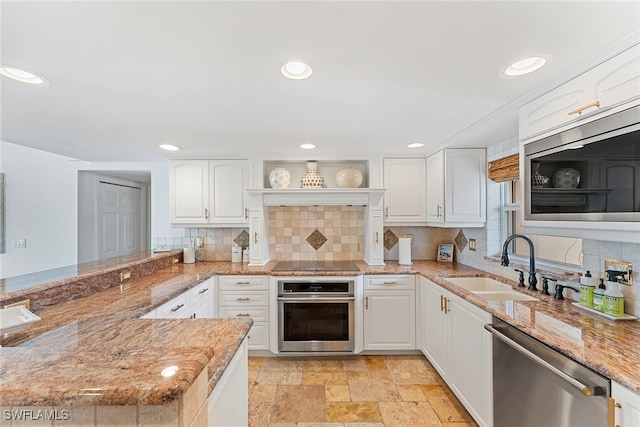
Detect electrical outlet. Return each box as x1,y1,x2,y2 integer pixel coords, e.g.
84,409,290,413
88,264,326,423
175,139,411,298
469,239,477,251
120,270,131,282
13,238,27,248
195,237,205,248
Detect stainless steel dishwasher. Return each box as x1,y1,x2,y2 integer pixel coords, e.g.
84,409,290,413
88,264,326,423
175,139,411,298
485,317,610,427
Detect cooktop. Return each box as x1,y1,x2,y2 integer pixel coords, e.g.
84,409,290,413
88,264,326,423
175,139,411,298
272,260,360,272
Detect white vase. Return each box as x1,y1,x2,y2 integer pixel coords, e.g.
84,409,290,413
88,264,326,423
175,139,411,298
553,168,581,189
269,167,291,188
300,161,324,189
335,167,363,188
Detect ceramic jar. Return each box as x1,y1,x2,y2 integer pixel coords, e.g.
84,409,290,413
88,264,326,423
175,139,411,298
335,167,364,188
553,168,581,189
300,161,325,189
269,167,291,189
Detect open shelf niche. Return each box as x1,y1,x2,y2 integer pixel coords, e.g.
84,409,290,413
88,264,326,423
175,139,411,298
263,160,369,189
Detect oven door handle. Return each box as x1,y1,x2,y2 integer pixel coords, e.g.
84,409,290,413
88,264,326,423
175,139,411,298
277,297,355,302
484,324,599,396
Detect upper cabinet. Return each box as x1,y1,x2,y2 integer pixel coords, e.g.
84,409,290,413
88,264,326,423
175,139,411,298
170,160,249,226
520,43,640,142
383,158,427,224
426,149,486,228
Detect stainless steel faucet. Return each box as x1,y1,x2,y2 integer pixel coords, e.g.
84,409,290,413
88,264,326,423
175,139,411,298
501,233,538,291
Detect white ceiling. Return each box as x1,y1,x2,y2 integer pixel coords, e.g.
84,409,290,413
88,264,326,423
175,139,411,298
1,1,639,162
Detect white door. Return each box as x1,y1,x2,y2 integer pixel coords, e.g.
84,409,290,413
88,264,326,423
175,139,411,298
364,291,416,350
426,151,445,224
97,181,141,259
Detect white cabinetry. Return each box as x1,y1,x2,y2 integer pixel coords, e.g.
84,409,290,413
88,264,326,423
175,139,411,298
418,276,492,427
170,160,249,225
425,149,486,227
141,277,216,319
520,43,640,142
218,275,270,350
207,337,248,427
612,381,640,427
363,275,416,351
383,158,427,223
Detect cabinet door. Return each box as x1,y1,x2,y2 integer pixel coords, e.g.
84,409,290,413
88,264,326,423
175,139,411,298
419,278,449,379
207,338,248,426
448,296,493,427
612,381,640,427
248,212,266,265
594,44,640,112
444,149,486,225
383,158,427,223
210,160,249,224
426,151,445,224
365,210,384,265
170,160,210,224
363,290,416,350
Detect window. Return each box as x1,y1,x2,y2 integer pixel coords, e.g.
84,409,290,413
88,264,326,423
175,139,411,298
502,179,582,266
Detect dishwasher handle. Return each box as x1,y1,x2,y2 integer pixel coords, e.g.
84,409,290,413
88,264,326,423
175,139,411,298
484,324,600,397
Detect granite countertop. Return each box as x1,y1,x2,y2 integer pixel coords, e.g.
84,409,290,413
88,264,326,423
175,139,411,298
2,255,638,408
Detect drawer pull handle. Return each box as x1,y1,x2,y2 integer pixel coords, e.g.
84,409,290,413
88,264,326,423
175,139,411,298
236,281,251,285
568,100,600,116
236,313,251,317
236,298,251,302
198,288,209,294
171,304,185,312
383,281,398,285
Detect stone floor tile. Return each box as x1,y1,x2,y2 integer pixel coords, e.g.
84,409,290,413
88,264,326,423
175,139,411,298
420,384,475,423
304,358,346,371
442,422,479,427
342,357,367,371
397,384,428,401
249,356,265,370
251,385,278,402
326,384,351,402
270,385,326,423
363,355,387,371
261,357,305,372
326,402,382,423
249,401,271,427
384,356,440,385
256,370,303,385
303,370,349,385
378,401,442,427
348,371,401,402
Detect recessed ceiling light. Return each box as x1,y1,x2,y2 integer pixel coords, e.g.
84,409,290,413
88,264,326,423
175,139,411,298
159,144,181,151
300,143,316,150
281,61,313,80
407,143,424,149
0,65,50,86
502,56,549,78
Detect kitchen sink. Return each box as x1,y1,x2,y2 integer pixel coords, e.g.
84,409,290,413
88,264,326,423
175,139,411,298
446,277,538,302
445,277,512,292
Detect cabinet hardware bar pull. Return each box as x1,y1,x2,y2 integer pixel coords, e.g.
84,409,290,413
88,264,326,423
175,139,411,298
365,296,369,310
440,295,444,312
236,298,251,301
568,100,600,116
608,398,619,427
205,208,209,219
437,205,442,218
444,298,450,314
375,232,379,243
171,304,185,312
254,232,258,244
236,281,251,285
236,313,251,317
385,207,388,218
245,208,248,219
383,281,398,285
198,288,209,294
485,324,598,396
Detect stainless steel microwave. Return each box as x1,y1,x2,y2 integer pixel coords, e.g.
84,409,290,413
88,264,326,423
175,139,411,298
524,105,640,222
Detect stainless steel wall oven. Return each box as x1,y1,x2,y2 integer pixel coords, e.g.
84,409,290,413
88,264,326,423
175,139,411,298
524,105,640,222
277,278,355,352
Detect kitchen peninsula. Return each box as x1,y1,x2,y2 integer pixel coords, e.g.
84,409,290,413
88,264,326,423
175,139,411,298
2,251,640,427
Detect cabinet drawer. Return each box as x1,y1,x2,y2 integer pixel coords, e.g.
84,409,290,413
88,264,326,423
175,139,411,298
246,322,270,350
219,307,269,322
154,294,189,318
190,279,214,298
219,275,269,290
219,292,268,306
364,275,415,290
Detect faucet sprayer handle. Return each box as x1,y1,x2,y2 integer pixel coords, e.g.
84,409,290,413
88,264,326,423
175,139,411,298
514,268,526,287
541,276,557,296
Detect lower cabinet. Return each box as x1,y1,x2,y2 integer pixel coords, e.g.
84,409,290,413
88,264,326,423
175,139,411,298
612,381,640,427
141,277,215,319
418,276,493,427
207,337,248,427
218,275,270,350
363,275,416,351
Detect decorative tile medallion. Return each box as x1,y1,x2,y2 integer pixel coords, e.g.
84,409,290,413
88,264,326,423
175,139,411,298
455,230,468,252
306,229,327,251
384,229,399,251
234,230,250,249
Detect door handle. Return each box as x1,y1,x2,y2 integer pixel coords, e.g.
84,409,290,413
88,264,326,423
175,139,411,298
440,295,444,312
245,208,248,219
568,100,600,116
254,232,258,244
205,208,209,219
365,296,369,310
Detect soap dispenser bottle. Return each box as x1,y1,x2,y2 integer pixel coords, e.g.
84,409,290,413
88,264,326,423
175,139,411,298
579,270,595,307
593,278,607,312
603,271,625,316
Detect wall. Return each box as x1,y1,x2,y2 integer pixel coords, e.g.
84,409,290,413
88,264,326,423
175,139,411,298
0,142,180,279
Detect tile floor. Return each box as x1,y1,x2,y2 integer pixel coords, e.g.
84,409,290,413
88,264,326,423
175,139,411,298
248,355,479,427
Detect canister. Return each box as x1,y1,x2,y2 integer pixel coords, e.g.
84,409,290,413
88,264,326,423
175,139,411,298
231,244,242,263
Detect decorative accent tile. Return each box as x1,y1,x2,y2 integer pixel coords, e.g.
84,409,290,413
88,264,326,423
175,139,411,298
455,230,468,252
234,230,250,249
306,229,327,251
384,229,399,251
